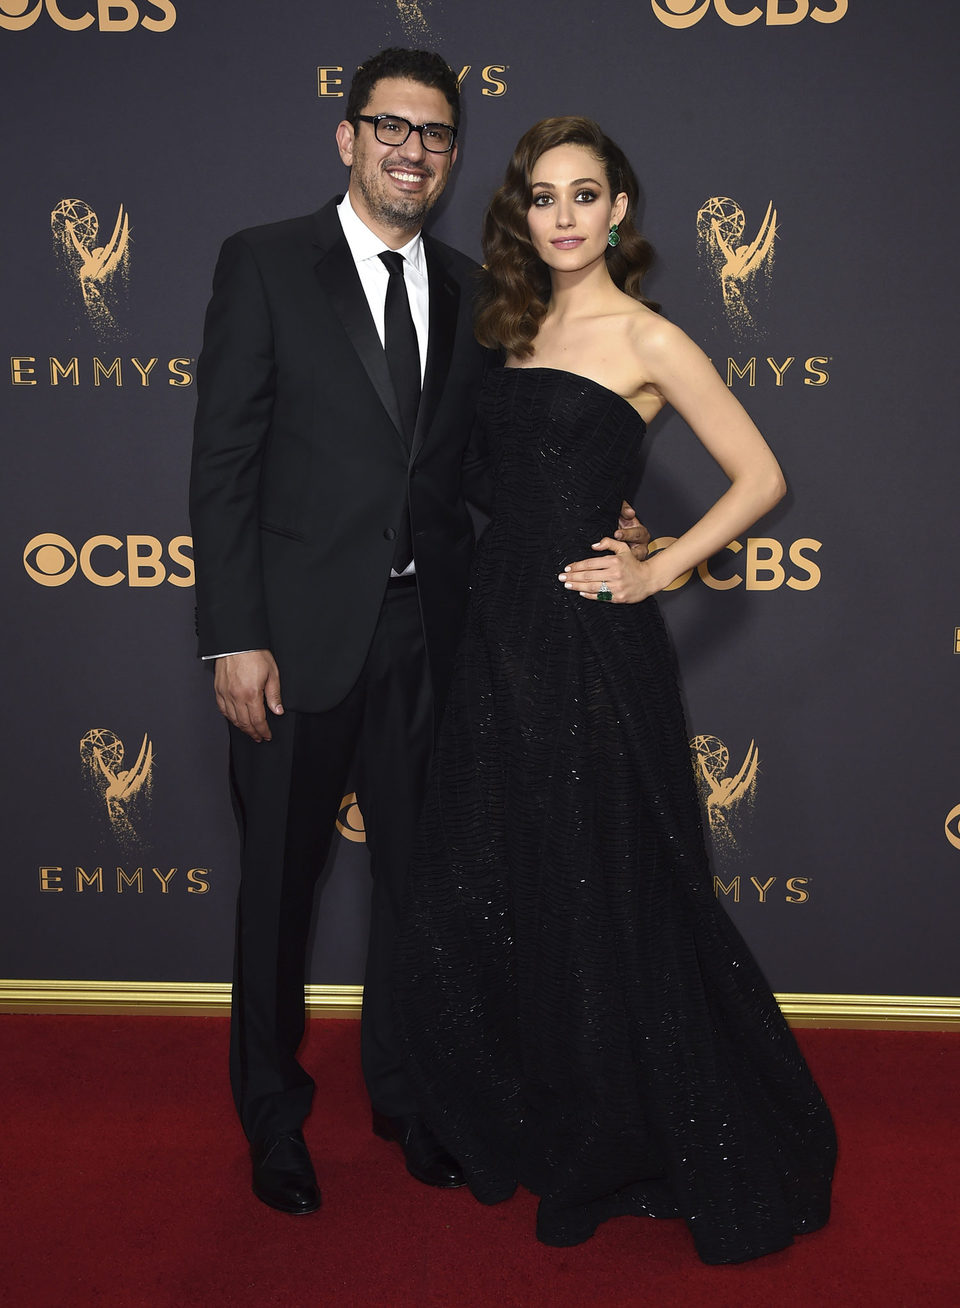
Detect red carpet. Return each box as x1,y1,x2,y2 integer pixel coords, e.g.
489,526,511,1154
1,1017,957,1307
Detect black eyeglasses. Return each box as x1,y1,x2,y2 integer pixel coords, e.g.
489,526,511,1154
356,114,457,154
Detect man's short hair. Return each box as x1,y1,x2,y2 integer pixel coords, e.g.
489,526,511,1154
346,48,461,130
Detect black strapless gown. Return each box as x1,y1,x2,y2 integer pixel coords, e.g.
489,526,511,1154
394,367,836,1264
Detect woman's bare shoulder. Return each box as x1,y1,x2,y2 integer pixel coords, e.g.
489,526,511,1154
622,307,708,375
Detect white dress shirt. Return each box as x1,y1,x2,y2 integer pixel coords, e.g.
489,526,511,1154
336,191,428,384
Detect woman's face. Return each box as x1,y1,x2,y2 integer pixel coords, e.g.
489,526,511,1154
526,143,627,272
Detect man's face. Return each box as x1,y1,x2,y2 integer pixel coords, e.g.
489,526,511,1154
336,77,458,241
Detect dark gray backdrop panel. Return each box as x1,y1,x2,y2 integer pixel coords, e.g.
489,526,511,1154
2,0,957,999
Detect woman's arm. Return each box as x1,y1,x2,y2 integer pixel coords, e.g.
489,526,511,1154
561,317,785,603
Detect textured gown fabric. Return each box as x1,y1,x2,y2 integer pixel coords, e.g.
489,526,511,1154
394,367,836,1264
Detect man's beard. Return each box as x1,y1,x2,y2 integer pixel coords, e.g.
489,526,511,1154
355,164,440,230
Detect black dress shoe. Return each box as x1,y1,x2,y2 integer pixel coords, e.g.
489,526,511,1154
250,1129,321,1214
372,1110,466,1188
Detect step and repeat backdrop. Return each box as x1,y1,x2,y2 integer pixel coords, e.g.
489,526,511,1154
2,1,957,1002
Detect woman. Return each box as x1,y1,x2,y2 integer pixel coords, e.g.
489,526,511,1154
395,117,836,1264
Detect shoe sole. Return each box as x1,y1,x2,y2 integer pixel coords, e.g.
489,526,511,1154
406,1166,468,1189
252,1184,322,1214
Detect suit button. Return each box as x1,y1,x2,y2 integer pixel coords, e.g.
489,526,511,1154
383,527,397,541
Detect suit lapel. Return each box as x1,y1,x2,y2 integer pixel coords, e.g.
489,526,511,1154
311,205,405,444
412,239,460,462
310,206,462,463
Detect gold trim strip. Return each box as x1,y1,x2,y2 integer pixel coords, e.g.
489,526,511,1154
0,980,363,1017
0,982,958,1028
775,992,960,1030
0,983,957,1025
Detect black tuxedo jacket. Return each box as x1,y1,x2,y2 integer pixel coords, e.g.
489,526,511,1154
190,199,493,713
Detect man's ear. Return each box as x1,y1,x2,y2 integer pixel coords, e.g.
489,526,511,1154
335,120,355,167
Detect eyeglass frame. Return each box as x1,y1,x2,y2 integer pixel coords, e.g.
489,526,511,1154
355,113,458,154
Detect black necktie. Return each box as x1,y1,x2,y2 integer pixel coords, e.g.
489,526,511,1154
379,251,421,442
379,250,420,572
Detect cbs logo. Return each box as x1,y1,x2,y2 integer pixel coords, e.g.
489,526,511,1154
23,533,193,587
650,0,846,27
0,0,175,30
336,793,366,843
652,536,821,591
945,803,960,852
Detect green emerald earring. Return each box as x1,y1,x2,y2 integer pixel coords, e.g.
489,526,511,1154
607,223,621,248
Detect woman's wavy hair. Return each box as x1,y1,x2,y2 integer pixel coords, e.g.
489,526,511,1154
475,117,657,357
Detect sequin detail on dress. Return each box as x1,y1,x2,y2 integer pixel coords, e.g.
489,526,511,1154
395,367,836,1264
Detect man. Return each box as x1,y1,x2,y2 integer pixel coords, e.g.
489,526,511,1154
191,48,646,1216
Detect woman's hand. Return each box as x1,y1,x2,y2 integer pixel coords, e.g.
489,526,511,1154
558,537,663,603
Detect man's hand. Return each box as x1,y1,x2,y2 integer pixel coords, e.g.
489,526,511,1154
214,649,283,742
615,500,651,561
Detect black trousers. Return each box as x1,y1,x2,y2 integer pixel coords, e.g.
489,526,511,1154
227,583,433,1142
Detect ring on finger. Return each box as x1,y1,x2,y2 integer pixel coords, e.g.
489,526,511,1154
597,579,612,602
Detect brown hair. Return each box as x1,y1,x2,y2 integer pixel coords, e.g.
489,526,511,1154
346,48,460,129
475,117,657,357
